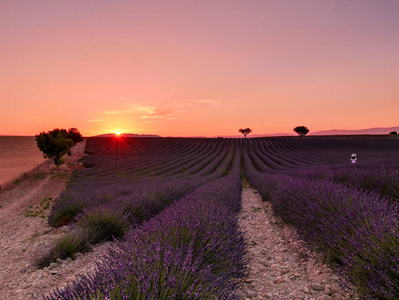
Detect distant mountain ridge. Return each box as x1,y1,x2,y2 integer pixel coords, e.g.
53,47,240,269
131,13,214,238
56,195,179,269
309,126,399,136
215,126,399,138
94,126,399,139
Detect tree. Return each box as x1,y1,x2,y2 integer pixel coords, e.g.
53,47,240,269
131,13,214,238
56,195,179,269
293,126,309,138
35,128,81,166
239,128,252,138
67,128,83,144
389,131,397,135
66,128,83,155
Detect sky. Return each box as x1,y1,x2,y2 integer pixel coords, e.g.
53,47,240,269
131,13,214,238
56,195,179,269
1,0,399,137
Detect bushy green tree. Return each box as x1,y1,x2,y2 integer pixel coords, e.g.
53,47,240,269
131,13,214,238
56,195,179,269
293,126,309,138
66,128,83,155
35,128,81,166
239,128,252,138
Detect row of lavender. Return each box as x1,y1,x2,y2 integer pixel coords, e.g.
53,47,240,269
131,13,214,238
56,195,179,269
41,138,236,266
49,138,236,228
45,144,246,299
73,137,233,186
247,136,399,171
244,141,399,299
281,159,399,201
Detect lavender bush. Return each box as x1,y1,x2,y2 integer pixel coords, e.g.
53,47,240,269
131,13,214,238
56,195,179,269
49,179,203,228
45,164,246,299
36,228,91,268
283,160,399,201
248,171,399,299
76,205,131,244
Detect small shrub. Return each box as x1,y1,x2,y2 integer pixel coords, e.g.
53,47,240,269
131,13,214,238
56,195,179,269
35,229,91,268
123,203,146,224
77,206,130,244
49,201,84,227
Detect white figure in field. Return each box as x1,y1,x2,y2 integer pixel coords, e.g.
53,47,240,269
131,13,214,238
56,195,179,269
351,153,357,164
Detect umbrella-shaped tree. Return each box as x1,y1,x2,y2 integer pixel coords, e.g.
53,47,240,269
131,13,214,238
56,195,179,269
293,126,309,138
239,128,252,138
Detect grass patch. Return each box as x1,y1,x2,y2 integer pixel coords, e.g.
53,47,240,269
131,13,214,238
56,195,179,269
23,197,54,218
252,207,262,213
50,171,70,179
33,173,47,180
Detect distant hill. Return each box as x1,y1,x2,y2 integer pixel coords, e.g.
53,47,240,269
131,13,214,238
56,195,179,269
214,133,293,138
213,126,399,138
95,133,161,138
94,127,399,139
309,126,399,136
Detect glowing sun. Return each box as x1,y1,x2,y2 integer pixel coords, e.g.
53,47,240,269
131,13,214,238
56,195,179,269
115,131,121,136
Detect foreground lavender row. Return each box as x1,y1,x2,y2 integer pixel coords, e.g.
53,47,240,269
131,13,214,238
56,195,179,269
281,159,399,201
45,143,245,299
45,136,399,299
245,158,399,298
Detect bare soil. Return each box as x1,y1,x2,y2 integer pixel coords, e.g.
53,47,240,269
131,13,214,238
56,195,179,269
0,136,45,190
0,140,110,300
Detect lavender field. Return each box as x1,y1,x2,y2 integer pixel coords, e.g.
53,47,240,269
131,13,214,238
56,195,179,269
45,135,399,299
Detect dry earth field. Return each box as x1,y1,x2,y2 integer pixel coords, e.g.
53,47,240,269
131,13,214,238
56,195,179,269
0,139,89,299
0,136,45,190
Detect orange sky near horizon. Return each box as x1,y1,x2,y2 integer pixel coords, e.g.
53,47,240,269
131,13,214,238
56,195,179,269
2,1,399,137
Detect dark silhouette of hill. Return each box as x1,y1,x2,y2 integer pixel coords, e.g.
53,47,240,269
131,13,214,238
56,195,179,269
309,126,399,136
217,126,399,138
94,126,399,139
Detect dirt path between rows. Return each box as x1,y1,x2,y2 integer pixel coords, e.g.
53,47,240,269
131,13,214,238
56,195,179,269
238,187,358,300
0,140,110,300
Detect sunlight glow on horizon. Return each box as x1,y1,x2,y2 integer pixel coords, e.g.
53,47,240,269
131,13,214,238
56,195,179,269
2,1,399,137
